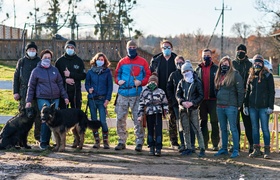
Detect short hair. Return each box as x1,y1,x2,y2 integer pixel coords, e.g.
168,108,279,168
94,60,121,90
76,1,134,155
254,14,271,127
40,49,53,59
90,52,111,68
203,48,212,54
161,40,173,48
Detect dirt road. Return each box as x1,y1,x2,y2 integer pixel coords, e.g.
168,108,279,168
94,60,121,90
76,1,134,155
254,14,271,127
0,145,279,179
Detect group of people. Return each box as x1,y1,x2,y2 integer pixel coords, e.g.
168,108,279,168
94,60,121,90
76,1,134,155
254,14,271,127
13,40,275,159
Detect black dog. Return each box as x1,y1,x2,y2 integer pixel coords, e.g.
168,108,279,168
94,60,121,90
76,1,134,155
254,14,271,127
0,107,36,150
41,103,87,152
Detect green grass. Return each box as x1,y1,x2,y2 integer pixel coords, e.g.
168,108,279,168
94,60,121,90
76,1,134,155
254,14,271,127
0,64,15,81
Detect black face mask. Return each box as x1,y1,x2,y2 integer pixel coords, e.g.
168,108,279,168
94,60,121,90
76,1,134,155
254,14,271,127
254,65,263,75
221,65,230,74
236,51,246,60
203,56,211,67
176,62,184,70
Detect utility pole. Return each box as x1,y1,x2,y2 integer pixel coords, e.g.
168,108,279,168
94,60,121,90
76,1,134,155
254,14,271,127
215,0,231,58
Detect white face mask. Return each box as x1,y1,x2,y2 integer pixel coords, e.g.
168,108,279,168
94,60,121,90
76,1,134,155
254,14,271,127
27,51,36,58
66,48,75,56
184,71,194,83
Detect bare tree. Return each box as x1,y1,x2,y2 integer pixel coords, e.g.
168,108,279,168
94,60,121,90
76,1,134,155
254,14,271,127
231,22,252,44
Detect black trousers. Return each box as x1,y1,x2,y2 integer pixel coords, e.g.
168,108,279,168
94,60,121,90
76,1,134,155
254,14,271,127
237,106,253,148
59,89,82,109
147,113,163,150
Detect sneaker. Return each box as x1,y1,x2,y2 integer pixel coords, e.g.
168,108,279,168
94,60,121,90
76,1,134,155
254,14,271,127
181,149,193,156
212,146,219,151
39,142,49,150
171,142,180,149
198,148,206,157
214,148,229,156
230,150,239,158
115,143,126,150
155,149,161,156
135,144,143,152
149,146,155,156
178,145,185,153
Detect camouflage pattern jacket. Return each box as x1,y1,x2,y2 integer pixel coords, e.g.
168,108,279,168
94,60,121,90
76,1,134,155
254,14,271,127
138,87,169,117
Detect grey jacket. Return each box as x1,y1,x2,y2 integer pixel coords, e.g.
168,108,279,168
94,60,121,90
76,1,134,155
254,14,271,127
216,71,244,108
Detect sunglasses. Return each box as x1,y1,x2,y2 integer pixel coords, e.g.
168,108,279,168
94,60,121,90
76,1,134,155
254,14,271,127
162,46,171,50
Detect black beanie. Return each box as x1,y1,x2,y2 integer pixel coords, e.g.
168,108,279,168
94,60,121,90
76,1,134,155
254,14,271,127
65,40,76,49
236,44,247,53
25,41,38,51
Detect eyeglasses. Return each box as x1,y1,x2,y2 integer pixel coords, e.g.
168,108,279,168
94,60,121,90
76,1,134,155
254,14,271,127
162,46,171,50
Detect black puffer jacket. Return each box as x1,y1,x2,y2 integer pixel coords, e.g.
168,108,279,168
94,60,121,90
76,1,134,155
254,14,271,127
55,53,86,92
176,72,204,110
166,69,183,106
216,71,244,108
244,70,275,109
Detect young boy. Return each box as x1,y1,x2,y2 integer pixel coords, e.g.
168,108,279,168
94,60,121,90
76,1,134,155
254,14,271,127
137,73,169,156
176,60,205,157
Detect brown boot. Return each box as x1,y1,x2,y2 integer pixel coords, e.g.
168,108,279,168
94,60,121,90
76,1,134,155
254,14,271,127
92,130,100,148
103,131,110,149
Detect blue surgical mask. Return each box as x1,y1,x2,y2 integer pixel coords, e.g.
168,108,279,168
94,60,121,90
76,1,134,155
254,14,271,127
163,49,171,56
96,60,104,67
41,58,51,68
66,48,75,56
27,51,36,58
127,48,137,59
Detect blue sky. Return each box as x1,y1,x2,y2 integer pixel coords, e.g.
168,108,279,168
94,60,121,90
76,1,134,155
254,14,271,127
1,0,274,38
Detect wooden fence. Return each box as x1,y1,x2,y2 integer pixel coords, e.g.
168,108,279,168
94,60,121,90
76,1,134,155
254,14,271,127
0,39,153,64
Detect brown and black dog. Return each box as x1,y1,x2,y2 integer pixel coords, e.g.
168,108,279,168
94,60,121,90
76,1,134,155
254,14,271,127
40,103,87,152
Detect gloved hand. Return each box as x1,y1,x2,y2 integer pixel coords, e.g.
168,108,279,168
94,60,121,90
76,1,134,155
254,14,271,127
134,79,141,87
267,107,273,114
243,107,249,116
118,80,125,85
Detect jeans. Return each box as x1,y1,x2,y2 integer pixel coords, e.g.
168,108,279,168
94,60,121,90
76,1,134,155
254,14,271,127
216,106,239,151
249,108,270,146
147,113,163,150
199,100,220,147
37,98,59,145
89,99,108,132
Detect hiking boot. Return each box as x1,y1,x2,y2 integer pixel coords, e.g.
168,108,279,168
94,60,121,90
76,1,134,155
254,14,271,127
115,143,126,150
39,142,49,150
181,149,192,156
92,130,100,149
230,150,239,158
135,144,143,152
249,144,263,158
249,145,254,154
212,146,219,151
214,148,229,156
178,145,185,153
149,146,155,156
155,149,161,156
103,132,110,149
171,142,180,149
198,148,206,157
93,143,100,149
264,146,270,159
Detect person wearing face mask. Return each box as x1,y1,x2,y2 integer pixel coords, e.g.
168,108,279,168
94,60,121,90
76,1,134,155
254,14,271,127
25,49,69,150
166,56,196,153
137,73,168,156
214,56,244,158
244,54,275,159
150,40,179,148
232,44,254,154
55,40,86,110
85,52,113,149
114,40,151,152
13,41,41,141
176,60,205,157
195,49,220,151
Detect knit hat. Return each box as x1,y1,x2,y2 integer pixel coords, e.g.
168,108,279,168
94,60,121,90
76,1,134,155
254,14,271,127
126,40,137,48
253,54,264,66
236,44,247,53
148,72,158,84
65,40,76,49
181,60,193,73
25,41,38,51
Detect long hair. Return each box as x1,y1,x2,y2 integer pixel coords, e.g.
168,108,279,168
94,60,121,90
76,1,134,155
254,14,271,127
214,56,236,89
90,52,111,68
247,65,269,84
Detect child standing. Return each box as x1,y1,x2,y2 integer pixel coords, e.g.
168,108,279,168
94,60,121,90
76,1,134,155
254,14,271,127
176,60,205,157
137,73,169,156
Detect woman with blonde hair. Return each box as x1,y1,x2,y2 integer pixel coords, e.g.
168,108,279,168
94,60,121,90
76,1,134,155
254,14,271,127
214,56,244,158
85,52,113,149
